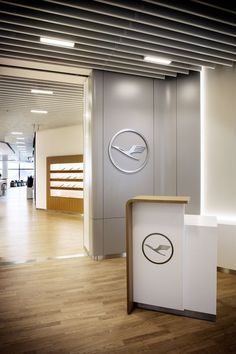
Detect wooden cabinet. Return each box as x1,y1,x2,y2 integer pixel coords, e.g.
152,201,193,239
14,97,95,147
47,155,83,213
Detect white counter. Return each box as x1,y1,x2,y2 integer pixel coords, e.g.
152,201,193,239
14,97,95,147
126,196,218,321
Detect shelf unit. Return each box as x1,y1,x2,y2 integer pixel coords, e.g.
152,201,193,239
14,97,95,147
47,155,83,213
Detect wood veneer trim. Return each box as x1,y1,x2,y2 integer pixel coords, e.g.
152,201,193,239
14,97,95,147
128,195,190,204
126,200,134,314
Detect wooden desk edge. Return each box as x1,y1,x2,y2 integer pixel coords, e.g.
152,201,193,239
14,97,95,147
127,196,190,205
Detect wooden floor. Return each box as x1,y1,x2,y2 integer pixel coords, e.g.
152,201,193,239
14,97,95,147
0,188,236,353
0,258,236,354
0,187,84,263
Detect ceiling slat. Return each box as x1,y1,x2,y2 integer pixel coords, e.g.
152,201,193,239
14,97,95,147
1,27,235,68
0,2,235,58
0,20,219,69
97,0,236,31
0,46,172,77
146,0,236,22
3,0,236,45
0,36,191,75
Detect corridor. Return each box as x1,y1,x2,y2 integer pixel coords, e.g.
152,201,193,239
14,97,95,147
0,186,84,265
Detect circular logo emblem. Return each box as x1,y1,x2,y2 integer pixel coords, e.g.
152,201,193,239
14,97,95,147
108,129,149,174
142,233,174,265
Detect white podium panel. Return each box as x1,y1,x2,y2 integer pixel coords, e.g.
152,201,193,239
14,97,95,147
184,215,217,316
133,202,185,311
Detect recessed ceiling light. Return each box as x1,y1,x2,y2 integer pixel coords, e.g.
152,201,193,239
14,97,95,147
144,56,172,65
16,137,25,140
31,110,48,114
11,132,23,135
40,36,75,48
31,89,53,95
16,142,25,145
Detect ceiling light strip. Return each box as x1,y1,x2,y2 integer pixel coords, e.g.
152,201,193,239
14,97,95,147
31,89,53,95
30,110,48,114
40,36,75,48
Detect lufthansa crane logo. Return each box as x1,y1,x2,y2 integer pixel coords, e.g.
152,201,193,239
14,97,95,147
142,233,174,265
108,129,149,174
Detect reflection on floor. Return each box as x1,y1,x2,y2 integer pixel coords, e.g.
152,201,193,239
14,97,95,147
0,257,236,354
0,186,84,264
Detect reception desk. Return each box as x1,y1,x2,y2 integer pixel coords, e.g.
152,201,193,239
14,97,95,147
126,196,217,321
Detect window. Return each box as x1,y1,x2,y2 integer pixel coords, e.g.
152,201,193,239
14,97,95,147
8,160,34,182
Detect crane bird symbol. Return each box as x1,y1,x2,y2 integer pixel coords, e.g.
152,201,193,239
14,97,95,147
111,145,146,161
145,244,171,256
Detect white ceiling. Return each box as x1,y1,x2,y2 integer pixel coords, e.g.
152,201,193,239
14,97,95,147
0,0,235,159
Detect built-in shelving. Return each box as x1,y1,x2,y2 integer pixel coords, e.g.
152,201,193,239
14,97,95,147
47,155,83,213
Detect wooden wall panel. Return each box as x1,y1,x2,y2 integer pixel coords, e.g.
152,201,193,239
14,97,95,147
47,155,83,213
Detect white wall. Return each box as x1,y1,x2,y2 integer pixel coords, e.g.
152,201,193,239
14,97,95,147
36,125,83,209
201,65,236,270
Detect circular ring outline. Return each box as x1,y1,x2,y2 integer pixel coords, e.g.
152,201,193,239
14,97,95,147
108,129,149,174
142,233,174,265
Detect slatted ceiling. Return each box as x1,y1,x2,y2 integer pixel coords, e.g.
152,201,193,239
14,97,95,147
0,76,82,89
0,19,219,70
0,0,235,76
0,42,180,77
0,0,235,157
99,0,236,34
0,75,84,154
0,32,193,74
0,34,230,71
18,1,236,48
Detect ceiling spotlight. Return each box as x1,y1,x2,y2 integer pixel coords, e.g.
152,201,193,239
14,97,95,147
31,110,48,114
144,56,172,65
40,36,75,48
31,89,53,95
11,132,23,135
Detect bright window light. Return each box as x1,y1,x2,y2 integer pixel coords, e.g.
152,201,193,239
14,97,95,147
31,89,53,95
40,36,75,48
144,56,172,65
31,110,48,114
11,132,23,135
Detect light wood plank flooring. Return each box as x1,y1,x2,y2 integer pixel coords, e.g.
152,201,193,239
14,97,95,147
0,187,84,264
0,258,236,354
0,187,236,353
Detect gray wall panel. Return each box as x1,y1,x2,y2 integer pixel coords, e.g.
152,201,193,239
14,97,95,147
103,72,154,219
177,72,200,214
91,71,104,219
92,219,104,256
88,70,200,256
154,78,177,195
103,218,126,255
